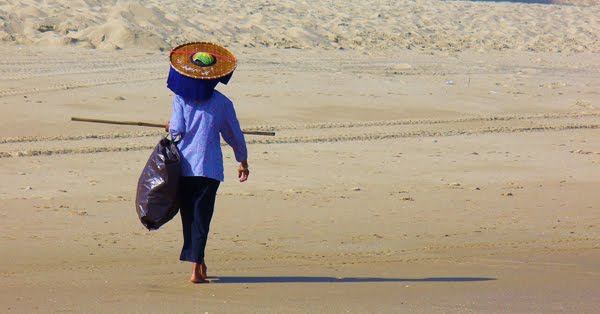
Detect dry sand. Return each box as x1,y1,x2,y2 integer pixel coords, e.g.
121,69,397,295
2,0,600,52
1,0,600,313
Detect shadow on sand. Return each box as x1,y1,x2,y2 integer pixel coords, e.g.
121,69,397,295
209,276,496,284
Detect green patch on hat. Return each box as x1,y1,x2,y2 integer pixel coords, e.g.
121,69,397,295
192,52,216,66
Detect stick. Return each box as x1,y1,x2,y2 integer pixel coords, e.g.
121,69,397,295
71,117,275,136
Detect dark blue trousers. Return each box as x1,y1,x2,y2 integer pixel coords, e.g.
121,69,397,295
179,176,220,263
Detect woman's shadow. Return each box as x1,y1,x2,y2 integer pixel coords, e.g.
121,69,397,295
209,276,496,284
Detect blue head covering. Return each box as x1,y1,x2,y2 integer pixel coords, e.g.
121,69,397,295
166,67,233,100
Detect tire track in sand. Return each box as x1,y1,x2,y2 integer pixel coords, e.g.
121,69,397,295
0,51,166,97
2,111,599,144
0,70,165,97
1,119,599,158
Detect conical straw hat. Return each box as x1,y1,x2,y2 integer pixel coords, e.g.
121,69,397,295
169,42,237,80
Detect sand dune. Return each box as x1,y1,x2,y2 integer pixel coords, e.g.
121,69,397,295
1,0,599,52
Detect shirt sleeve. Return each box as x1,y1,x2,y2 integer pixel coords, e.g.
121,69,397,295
169,95,185,139
221,100,248,162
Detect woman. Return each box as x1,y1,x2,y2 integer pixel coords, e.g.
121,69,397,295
166,42,249,283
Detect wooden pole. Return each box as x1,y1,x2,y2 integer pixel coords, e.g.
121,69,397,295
71,117,275,136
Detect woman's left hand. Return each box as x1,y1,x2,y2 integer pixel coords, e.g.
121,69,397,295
238,161,249,182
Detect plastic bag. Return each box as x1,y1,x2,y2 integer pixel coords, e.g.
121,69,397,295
135,137,181,230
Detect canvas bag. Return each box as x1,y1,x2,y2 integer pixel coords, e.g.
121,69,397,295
135,137,181,230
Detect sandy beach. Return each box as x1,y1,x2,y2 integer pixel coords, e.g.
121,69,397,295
1,0,600,313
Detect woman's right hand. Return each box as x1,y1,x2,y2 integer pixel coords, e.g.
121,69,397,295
165,121,170,132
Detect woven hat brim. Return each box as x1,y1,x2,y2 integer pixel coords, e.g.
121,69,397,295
169,42,237,80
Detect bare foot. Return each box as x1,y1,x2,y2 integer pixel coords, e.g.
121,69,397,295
190,276,209,284
202,261,208,279
190,261,209,283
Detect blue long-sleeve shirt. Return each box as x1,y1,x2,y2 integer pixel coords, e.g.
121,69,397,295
169,91,247,181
